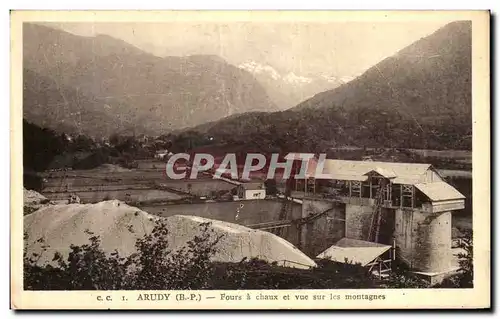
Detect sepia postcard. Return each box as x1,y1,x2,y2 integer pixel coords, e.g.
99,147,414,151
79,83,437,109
10,10,490,310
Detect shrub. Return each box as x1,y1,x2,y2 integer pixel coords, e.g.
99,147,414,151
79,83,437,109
381,260,429,288
25,219,380,290
25,218,456,290
72,149,111,170
264,179,278,196
24,220,223,290
436,229,473,288
23,172,44,192
212,258,376,289
384,272,429,288
455,229,473,286
23,206,38,216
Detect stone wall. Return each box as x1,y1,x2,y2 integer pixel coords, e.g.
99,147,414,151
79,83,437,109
300,199,346,257
345,204,374,240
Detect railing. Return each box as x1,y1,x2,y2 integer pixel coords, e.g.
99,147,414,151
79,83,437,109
366,258,392,280
284,191,442,212
296,207,335,226
277,259,316,269
246,220,292,230
210,174,241,186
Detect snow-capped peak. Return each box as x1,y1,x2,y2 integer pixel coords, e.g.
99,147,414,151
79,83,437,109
238,60,349,87
283,72,313,84
238,61,281,80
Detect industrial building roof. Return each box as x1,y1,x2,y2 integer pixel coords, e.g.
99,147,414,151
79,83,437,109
414,182,465,201
316,238,391,266
305,159,437,185
285,155,464,205
312,173,368,181
363,167,398,179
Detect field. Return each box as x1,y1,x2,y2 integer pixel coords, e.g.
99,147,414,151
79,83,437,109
329,147,471,159
328,147,472,170
38,157,473,235
438,169,473,178
40,160,247,204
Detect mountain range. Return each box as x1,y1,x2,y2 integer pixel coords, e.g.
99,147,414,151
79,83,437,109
188,21,472,151
23,21,472,151
23,23,277,137
237,61,350,109
294,21,471,121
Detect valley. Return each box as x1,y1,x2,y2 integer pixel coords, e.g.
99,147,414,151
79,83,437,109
21,18,476,290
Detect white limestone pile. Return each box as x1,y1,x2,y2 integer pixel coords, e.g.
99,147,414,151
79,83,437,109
24,201,316,269
165,215,316,269
24,200,158,265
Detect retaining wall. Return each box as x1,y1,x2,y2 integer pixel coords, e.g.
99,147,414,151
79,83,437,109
141,199,303,246
301,199,346,257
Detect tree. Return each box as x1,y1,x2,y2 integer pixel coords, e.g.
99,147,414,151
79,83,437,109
24,220,379,290
435,229,473,288
71,134,95,152
264,179,278,196
27,219,468,290
23,120,67,172
455,229,473,287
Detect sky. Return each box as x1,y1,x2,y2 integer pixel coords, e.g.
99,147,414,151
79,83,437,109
46,20,455,79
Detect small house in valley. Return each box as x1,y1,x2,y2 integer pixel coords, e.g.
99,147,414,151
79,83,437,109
237,182,266,200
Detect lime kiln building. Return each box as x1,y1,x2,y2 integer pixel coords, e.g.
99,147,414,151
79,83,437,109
282,154,466,283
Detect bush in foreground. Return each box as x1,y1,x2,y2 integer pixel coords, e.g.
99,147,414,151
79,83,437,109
24,220,222,290
435,229,473,288
24,220,474,290
24,219,376,290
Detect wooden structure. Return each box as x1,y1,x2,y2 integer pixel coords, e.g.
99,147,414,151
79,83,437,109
316,237,396,279
283,155,466,280
285,157,465,216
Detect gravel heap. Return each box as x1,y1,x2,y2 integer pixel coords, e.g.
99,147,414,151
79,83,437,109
24,200,158,264
23,188,51,214
24,200,316,269
165,215,316,269
24,188,48,206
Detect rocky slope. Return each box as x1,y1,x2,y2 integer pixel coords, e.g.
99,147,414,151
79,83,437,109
294,20,472,123
188,21,472,151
